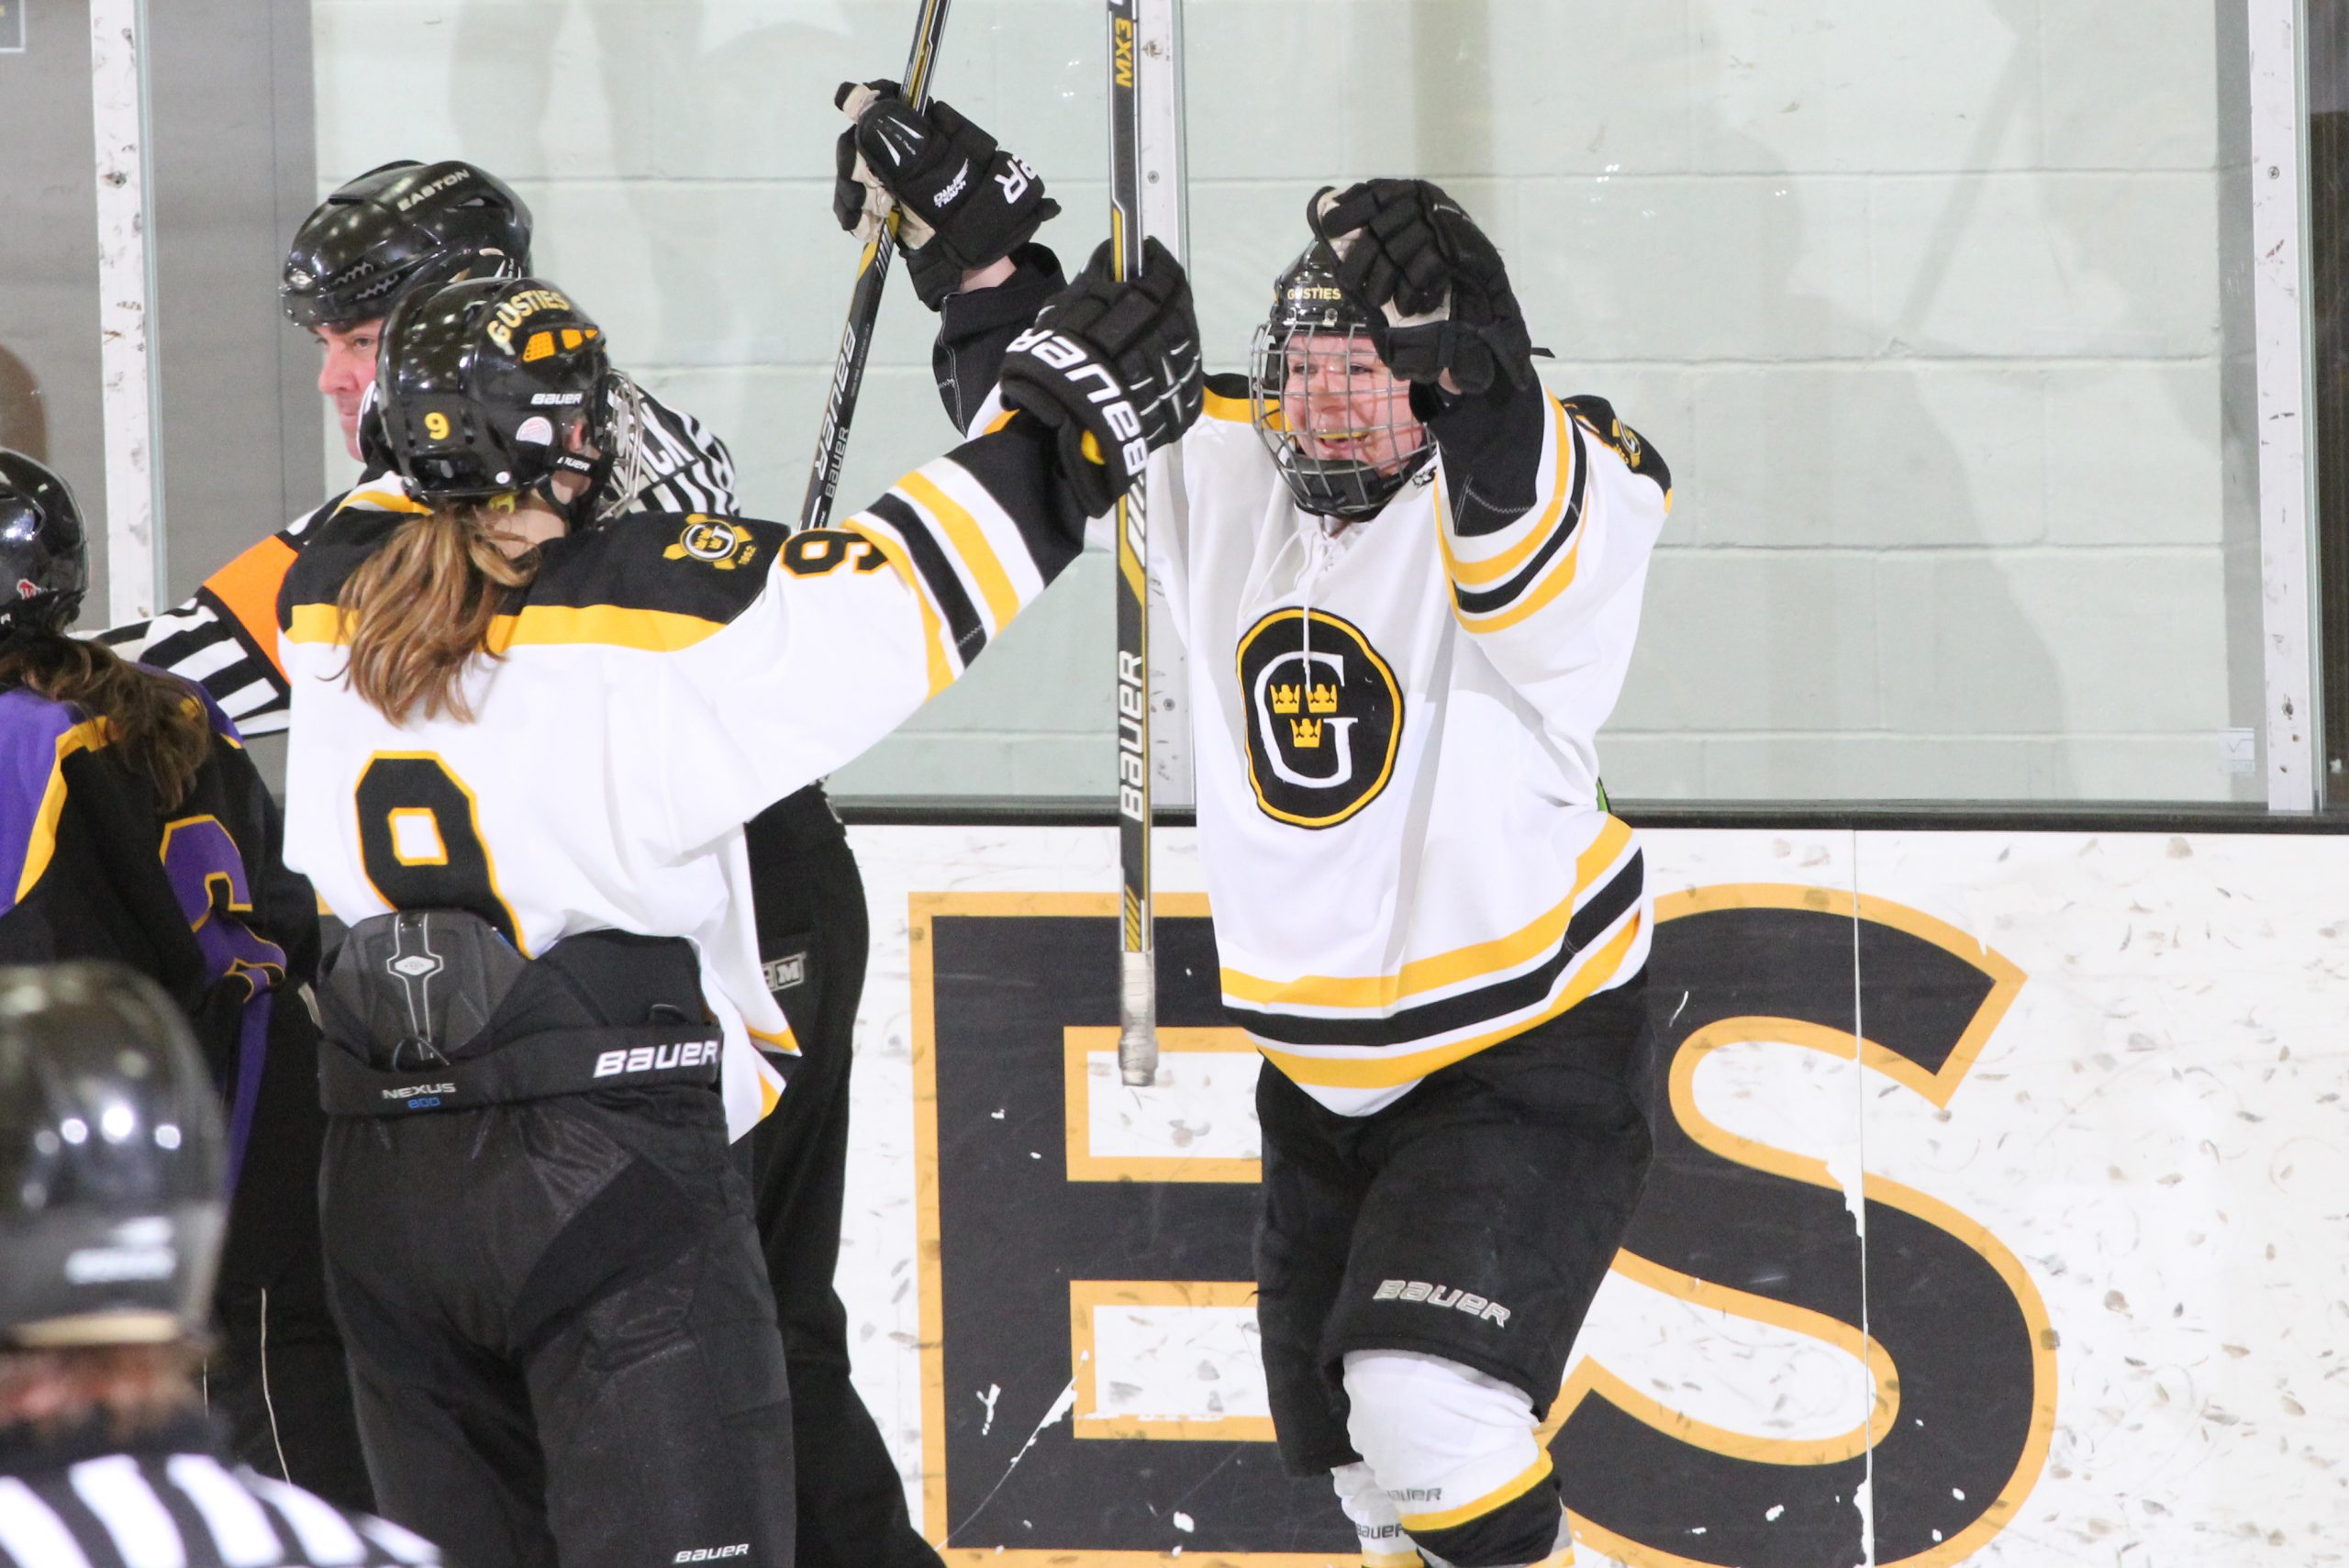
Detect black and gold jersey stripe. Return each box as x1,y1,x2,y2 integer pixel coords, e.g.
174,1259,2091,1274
1230,851,1642,1050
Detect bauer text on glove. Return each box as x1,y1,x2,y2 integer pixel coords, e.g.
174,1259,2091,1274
997,237,1204,518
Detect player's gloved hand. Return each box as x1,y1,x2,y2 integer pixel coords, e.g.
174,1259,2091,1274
833,80,1061,308
1308,179,1535,395
999,237,1203,517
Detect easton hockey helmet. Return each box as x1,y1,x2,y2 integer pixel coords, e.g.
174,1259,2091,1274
281,160,533,330
374,276,637,522
0,450,89,637
1249,244,1431,522
0,962,227,1349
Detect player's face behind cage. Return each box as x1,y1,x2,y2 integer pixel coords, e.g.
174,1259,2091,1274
1250,325,1429,523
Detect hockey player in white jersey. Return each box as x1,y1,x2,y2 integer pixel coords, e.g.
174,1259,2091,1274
0,962,438,1568
281,265,1198,1568
841,87,1671,1568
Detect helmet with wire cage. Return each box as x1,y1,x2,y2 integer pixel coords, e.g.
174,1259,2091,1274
1248,243,1431,521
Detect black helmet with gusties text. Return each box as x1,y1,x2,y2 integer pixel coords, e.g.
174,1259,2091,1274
373,277,621,516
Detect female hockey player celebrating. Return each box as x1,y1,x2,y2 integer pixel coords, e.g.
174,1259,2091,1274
838,86,1672,1568
278,263,1198,1568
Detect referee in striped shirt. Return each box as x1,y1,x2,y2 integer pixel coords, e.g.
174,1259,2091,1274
0,964,437,1568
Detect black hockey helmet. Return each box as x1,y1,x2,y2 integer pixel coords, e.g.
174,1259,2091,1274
0,962,226,1349
0,450,90,638
281,160,534,331
373,276,633,520
1249,243,1431,522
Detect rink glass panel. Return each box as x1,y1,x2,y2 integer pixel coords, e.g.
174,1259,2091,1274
300,1,2259,802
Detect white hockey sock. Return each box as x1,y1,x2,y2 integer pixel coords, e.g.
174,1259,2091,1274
1330,1460,1420,1566
1341,1350,1566,1568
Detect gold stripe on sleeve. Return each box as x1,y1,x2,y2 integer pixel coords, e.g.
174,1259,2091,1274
1437,397,1575,589
898,470,1022,633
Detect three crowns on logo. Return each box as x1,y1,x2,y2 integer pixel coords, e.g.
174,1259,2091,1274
1271,680,1339,747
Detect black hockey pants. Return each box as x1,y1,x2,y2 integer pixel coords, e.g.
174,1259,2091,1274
317,925,796,1568
742,787,941,1568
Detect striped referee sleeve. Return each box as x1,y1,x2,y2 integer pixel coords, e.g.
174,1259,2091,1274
89,487,357,739
69,1457,184,1568
629,390,740,517
0,1477,94,1568
163,1458,285,1566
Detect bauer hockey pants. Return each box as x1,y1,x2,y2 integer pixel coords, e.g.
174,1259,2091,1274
318,927,796,1568
1255,975,1660,1568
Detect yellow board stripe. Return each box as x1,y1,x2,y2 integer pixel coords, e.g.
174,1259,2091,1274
1362,1551,1424,1568
844,520,955,697
16,718,113,902
1259,912,1642,1091
1398,1451,1555,1533
284,601,727,654
1438,398,1574,588
1221,817,1632,1011
898,471,1021,633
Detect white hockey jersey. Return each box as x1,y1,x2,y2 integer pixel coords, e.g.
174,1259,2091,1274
1152,381,1671,1115
101,384,737,735
278,426,1078,1136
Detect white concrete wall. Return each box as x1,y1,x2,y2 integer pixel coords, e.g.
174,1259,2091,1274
310,0,2253,802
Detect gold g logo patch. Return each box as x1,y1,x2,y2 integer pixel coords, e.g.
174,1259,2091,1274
663,515,759,571
1235,607,1403,829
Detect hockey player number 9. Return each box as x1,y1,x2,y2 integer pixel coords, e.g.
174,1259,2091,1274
354,753,521,945
780,528,891,578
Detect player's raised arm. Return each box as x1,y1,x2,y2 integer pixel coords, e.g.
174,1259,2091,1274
1311,179,1673,721
831,79,1072,437
662,238,1200,835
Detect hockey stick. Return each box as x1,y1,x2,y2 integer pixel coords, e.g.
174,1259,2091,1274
1108,0,1156,1086
798,0,954,531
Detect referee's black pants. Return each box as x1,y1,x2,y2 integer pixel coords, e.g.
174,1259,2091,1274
744,788,941,1568
207,985,373,1513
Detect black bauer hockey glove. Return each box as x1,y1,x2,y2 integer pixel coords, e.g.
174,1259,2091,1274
834,80,1061,309
999,237,1204,518
1308,178,1536,395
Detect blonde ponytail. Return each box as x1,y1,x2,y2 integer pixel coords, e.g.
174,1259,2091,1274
338,504,542,725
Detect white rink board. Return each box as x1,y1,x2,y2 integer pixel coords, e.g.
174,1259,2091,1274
832,824,2349,1568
